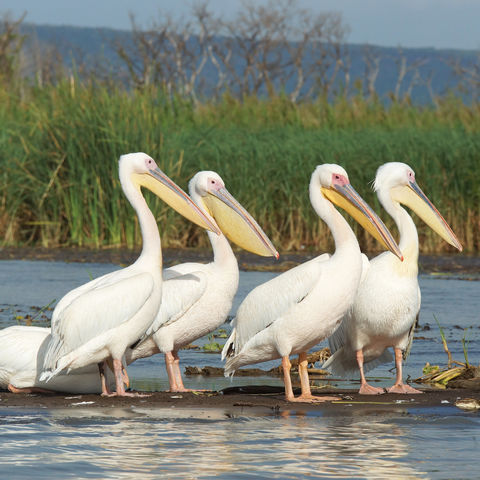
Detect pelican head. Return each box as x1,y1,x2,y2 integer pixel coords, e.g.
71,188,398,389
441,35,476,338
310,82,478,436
189,171,279,258
374,162,462,251
314,164,403,260
120,153,220,234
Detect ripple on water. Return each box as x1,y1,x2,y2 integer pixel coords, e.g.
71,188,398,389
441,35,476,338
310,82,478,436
0,261,479,479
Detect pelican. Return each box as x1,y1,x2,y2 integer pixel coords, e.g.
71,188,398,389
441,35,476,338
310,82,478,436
323,162,462,394
125,170,278,391
0,326,114,394
40,153,219,396
222,164,403,403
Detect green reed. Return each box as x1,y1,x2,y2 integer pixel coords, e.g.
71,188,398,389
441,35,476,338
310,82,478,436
0,82,479,253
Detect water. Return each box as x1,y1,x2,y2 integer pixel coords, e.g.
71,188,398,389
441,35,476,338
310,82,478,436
0,260,479,479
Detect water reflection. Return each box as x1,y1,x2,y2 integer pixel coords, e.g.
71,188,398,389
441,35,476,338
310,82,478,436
0,407,440,479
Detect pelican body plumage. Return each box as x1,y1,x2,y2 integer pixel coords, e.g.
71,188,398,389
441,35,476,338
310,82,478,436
323,162,462,394
40,153,219,396
126,170,278,391
222,164,402,403
0,326,114,394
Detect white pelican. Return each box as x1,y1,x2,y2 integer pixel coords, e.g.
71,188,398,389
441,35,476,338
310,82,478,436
40,152,219,396
0,326,114,394
222,164,403,403
125,170,278,391
323,162,462,394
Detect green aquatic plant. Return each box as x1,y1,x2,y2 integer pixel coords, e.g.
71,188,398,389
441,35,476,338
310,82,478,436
13,299,55,327
462,328,471,368
433,314,453,368
202,334,223,353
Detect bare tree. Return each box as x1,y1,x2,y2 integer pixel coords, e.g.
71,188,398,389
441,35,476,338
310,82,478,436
165,2,219,103
391,47,427,103
449,52,480,102
114,13,174,89
211,1,350,101
215,0,293,98
303,11,350,99
362,44,381,101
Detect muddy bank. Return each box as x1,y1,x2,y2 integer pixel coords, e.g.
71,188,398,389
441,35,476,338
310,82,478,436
0,247,477,274
0,387,478,415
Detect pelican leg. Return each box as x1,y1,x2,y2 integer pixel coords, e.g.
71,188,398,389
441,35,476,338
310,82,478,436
104,358,149,397
105,358,129,389
122,366,130,389
165,351,180,392
172,351,186,391
282,356,296,401
168,351,208,393
357,349,384,395
387,348,423,394
296,352,341,402
98,361,112,396
282,354,340,403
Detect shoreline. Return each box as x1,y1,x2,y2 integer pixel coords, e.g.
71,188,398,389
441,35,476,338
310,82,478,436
0,387,478,415
0,247,478,274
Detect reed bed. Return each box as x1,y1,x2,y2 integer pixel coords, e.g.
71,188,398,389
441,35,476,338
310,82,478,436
0,83,478,253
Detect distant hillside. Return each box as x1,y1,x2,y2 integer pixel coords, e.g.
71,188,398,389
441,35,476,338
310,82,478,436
19,23,477,104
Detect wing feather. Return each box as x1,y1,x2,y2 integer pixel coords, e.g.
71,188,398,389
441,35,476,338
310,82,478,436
145,271,207,336
43,272,154,370
231,254,330,355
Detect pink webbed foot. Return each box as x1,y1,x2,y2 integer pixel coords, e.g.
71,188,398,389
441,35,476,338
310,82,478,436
358,383,385,395
387,384,423,394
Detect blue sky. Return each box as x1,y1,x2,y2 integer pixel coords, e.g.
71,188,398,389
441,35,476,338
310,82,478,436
1,0,479,50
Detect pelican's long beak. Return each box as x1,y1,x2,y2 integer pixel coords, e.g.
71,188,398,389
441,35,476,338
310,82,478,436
391,182,462,251
322,183,404,260
202,187,279,258
133,169,221,234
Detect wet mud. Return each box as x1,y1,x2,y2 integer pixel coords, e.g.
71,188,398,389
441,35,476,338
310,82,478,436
0,387,478,415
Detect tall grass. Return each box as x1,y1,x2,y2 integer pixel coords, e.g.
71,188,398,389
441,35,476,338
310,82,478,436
0,82,478,253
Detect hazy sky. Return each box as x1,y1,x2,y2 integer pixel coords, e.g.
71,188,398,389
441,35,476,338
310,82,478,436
2,0,479,50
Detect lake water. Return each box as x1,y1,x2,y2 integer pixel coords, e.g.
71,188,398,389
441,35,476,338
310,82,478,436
0,259,479,479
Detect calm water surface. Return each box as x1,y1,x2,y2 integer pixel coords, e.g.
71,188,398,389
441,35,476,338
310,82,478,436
0,260,479,479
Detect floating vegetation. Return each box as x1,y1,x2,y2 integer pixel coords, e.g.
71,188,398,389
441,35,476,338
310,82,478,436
415,316,479,390
201,333,224,353
0,300,55,328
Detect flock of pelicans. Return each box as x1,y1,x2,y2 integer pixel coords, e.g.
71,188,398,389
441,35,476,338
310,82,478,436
0,153,462,402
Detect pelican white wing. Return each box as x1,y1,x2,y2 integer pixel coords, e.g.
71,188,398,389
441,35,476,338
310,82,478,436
145,271,207,336
43,271,154,370
222,255,329,359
